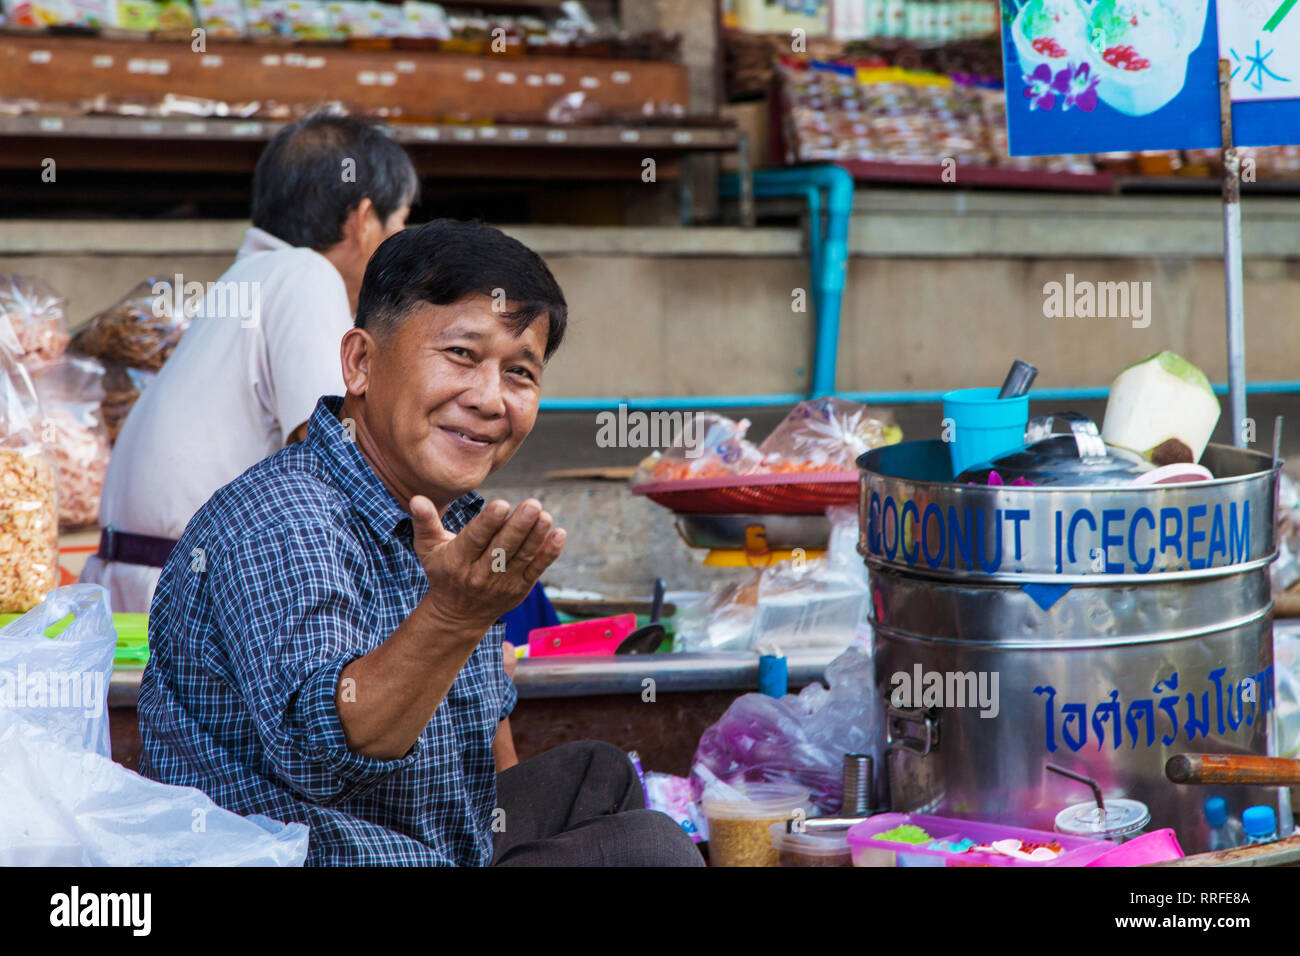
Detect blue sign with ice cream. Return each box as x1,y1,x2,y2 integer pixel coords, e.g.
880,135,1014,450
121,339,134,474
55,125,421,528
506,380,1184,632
1002,0,1300,154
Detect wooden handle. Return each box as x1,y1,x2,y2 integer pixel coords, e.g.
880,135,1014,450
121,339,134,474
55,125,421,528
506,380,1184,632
1166,753,1300,786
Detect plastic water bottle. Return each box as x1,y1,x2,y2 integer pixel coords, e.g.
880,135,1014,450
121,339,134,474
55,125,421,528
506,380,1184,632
1242,805,1279,846
1204,797,1244,851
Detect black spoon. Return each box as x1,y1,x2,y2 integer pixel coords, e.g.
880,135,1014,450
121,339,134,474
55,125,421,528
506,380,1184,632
615,578,667,655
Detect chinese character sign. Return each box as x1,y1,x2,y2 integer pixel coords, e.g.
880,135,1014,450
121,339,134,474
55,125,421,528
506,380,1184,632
1220,0,1298,100
1001,0,1300,155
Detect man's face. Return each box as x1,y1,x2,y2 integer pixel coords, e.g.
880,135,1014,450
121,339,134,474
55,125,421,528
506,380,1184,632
360,295,546,505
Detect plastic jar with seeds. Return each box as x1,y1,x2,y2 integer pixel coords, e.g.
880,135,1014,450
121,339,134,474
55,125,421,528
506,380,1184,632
702,782,812,867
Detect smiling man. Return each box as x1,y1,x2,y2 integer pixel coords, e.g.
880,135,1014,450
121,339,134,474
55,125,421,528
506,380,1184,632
137,220,703,867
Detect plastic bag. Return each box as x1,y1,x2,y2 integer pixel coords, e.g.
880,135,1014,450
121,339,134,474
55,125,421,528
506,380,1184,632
1273,627,1300,761
1274,473,1300,594
0,584,116,756
631,413,767,484
101,361,155,444
29,354,110,529
0,711,310,866
691,644,882,815
0,351,59,613
70,279,189,372
757,397,901,472
0,583,310,866
0,275,69,364
672,571,762,653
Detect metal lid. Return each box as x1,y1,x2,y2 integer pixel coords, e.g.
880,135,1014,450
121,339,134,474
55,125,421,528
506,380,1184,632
1054,798,1151,839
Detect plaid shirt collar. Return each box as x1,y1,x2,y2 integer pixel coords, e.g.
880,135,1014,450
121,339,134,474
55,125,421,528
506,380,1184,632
308,396,484,540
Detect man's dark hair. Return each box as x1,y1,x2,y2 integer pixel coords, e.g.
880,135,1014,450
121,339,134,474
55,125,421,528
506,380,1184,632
250,113,419,251
355,219,567,359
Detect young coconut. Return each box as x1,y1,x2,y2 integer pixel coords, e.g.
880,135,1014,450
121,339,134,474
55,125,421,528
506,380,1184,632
1101,351,1221,465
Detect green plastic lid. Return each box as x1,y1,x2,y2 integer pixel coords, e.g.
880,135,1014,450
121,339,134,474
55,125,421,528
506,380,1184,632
0,611,149,665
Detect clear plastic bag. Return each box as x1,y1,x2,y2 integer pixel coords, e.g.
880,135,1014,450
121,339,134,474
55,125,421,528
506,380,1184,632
0,275,69,364
71,279,189,372
0,351,59,613
757,397,901,472
672,571,762,653
0,584,116,756
1274,473,1300,594
691,644,882,815
632,412,767,484
29,354,111,530
100,361,156,444
0,712,310,866
0,583,310,866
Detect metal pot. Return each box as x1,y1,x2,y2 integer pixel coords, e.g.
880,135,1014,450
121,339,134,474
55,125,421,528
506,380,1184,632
857,438,1289,853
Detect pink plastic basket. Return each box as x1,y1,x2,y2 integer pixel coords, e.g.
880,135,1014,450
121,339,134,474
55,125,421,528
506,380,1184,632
631,471,858,515
846,813,1114,868
1085,828,1184,867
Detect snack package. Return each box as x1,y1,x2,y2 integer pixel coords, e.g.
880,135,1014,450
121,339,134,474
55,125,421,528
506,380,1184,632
242,0,287,35
0,352,59,614
325,0,369,36
1,0,63,27
399,0,447,38
28,355,110,530
0,276,70,365
113,0,159,29
284,0,332,39
365,0,399,35
643,773,707,844
100,362,153,445
155,0,194,29
757,397,901,472
70,280,189,372
62,0,114,27
193,0,244,36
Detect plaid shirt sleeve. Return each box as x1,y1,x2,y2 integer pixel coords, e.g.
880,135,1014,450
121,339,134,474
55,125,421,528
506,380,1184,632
207,519,421,805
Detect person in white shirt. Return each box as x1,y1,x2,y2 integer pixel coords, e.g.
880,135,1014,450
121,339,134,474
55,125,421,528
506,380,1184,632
81,114,417,613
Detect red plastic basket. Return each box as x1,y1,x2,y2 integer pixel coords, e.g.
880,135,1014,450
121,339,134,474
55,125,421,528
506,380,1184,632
631,471,859,515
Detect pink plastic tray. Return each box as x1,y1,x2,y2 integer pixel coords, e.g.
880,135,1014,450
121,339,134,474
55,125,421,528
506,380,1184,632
846,813,1114,868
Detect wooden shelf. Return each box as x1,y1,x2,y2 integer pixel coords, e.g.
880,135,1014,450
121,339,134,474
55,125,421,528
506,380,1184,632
0,32,687,122
838,160,1116,193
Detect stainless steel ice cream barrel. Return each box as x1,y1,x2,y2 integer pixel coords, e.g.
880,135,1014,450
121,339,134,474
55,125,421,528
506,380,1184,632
857,439,1290,854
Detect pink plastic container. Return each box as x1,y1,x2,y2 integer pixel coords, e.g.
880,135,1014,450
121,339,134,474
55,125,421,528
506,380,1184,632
1085,828,1184,867
846,813,1114,868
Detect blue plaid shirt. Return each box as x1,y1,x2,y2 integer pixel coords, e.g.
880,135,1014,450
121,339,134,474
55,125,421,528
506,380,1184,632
138,396,516,866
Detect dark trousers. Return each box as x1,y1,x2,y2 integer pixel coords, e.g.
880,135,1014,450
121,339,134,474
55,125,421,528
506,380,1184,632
491,740,705,867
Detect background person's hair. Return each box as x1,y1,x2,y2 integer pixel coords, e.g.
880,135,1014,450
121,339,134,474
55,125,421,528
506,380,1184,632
355,219,568,359
250,113,420,251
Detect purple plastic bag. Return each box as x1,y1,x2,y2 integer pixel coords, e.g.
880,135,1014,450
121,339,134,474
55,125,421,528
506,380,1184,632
690,644,880,815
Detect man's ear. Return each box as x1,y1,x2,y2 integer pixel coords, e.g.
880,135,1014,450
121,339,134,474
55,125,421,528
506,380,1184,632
340,326,378,396
341,197,376,250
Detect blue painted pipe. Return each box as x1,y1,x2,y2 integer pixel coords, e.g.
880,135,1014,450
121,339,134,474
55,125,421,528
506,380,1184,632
720,164,853,397
751,165,854,398
540,381,1300,412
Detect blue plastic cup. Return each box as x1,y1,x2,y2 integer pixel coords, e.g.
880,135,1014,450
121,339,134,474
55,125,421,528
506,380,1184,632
942,387,1030,478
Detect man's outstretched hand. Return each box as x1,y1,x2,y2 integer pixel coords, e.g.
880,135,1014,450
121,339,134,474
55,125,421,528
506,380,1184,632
410,495,565,639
